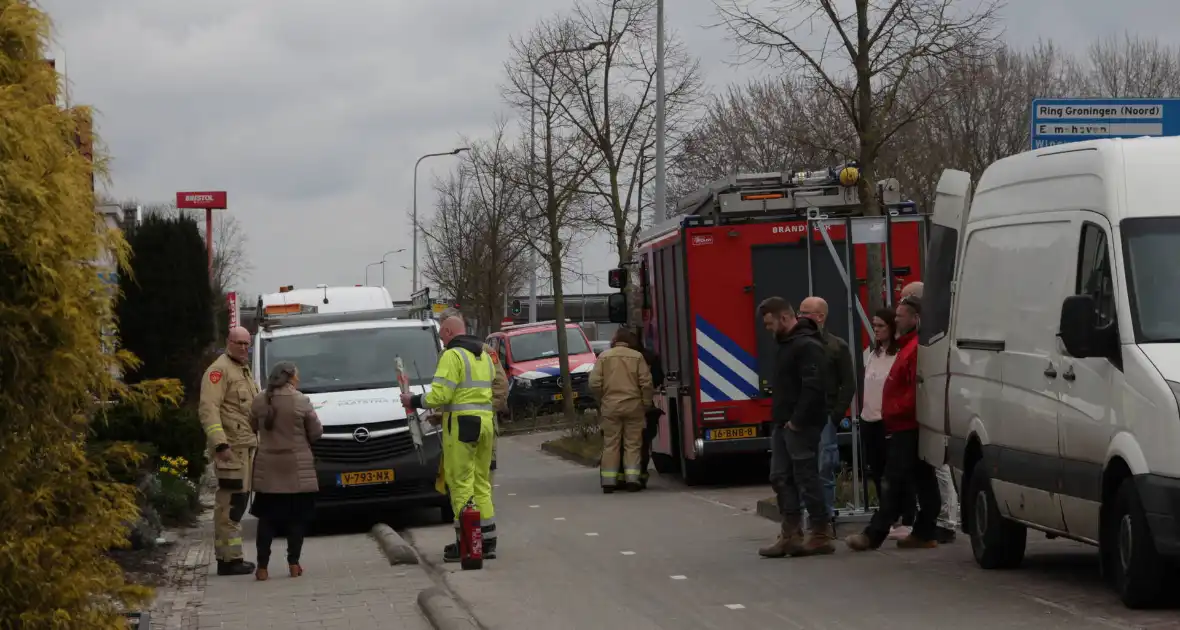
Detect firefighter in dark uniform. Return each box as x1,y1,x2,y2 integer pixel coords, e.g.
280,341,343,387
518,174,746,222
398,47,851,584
199,326,260,576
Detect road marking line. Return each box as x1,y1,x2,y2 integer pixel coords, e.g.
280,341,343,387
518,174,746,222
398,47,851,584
554,517,566,521
725,604,745,610
529,505,540,508
585,532,599,536
508,493,517,496
620,551,636,555
494,484,500,488
670,575,687,580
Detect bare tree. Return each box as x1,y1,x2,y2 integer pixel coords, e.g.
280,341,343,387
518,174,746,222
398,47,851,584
420,120,532,336
714,0,1001,311
503,16,605,420
668,76,851,203
1081,33,1180,98
553,0,704,262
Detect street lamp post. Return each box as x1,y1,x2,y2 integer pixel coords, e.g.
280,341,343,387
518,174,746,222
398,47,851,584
528,40,610,323
380,248,405,289
413,148,470,294
364,261,383,286
655,0,666,222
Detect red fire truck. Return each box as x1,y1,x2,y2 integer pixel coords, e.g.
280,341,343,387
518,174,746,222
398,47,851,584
631,166,927,484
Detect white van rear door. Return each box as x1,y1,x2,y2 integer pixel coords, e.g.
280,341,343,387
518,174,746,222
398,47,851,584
917,169,972,467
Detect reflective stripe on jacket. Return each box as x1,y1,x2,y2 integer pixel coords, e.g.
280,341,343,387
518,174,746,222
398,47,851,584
421,335,496,420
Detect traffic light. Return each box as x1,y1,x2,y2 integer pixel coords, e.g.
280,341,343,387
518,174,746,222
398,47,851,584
608,268,628,289
511,299,521,315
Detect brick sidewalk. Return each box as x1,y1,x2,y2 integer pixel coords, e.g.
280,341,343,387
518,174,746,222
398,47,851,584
147,510,214,630
197,527,434,629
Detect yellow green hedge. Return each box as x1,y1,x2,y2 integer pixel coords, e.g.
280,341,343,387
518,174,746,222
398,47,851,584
0,2,181,627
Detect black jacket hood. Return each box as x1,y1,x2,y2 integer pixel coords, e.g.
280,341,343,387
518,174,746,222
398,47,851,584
780,316,822,343
447,334,485,356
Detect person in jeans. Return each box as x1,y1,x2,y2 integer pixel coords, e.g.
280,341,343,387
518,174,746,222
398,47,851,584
248,361,323,580
797,297,856,523
756,297,834,558
899,281,957,543
846,296,942,551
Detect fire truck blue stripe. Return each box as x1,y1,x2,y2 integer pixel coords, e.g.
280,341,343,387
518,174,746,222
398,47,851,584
697,374,729,403
695,316,758,372
698,347,760,399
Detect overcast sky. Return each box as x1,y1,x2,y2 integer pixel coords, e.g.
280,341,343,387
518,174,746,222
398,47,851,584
40,0,1180,300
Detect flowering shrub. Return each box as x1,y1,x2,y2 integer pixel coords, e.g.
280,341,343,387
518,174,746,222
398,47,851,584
150,456,200,526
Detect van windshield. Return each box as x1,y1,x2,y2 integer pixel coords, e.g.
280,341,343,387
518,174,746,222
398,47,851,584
509,327,591,363
262,325,440,394
1123,217,1180,343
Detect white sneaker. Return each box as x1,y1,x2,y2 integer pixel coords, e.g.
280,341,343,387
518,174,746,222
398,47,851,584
888,525,912,541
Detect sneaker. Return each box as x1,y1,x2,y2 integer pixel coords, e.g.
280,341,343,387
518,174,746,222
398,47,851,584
935,526,957,544
443,543,460,563
845,533,880,552
887,525,912,541
216,559,255,576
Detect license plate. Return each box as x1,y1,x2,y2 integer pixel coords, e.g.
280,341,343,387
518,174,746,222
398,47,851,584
337,469,394,487
553,392,579,401
707,426,756,440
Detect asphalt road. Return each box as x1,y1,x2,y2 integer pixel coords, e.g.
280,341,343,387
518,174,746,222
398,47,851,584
403,432,1180,630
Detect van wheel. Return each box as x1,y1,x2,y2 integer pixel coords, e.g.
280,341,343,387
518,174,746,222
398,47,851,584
967,466,1026,569
1105,478,1165,608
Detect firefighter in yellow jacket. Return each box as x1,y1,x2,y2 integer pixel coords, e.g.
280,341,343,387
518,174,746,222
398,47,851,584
590,327,654,493
199,326,260,576
402,311,498,561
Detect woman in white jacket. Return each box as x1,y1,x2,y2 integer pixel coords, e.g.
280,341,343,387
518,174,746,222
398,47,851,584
862,308,900,506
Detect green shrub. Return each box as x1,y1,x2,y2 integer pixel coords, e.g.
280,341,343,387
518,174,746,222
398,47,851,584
93,401,207,480
148,458,199,527
0,3,181,625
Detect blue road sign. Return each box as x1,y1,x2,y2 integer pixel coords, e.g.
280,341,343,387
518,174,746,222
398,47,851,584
1030,98,1180,149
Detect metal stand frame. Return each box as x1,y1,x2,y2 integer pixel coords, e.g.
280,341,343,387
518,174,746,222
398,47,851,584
804,212,927,524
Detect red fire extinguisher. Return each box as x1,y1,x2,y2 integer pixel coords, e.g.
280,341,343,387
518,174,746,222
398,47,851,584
458,497,483,570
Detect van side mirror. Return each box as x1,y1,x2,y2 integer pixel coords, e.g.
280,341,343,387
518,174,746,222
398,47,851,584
1058,294,1098,357
607,293,628,324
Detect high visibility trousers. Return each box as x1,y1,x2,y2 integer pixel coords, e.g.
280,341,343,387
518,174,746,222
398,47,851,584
600,413,644,486
443,413,497,542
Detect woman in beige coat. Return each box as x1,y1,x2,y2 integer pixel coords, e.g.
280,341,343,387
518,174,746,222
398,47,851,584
249,361,323,581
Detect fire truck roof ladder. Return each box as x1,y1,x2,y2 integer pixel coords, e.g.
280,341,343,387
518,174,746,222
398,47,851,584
676,169,904,220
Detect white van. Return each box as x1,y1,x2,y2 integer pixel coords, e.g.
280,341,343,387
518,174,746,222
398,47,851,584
918,136,1180,608
253,308,450,520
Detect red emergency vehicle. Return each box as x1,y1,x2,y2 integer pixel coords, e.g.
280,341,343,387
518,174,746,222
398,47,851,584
633,167,927,484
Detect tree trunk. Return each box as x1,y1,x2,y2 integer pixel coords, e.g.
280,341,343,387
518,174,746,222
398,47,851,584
547,208,577,421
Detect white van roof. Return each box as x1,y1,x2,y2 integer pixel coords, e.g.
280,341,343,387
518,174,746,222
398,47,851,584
260,286,393,314
262,317,434,339
972,136,1180,225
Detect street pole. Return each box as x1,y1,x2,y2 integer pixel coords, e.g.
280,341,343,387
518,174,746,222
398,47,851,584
581,259,585,323
655,0,667,221
365,261,382,286
413,149,469,294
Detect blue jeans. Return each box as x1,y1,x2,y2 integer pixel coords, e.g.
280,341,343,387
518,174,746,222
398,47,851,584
799,420,840,521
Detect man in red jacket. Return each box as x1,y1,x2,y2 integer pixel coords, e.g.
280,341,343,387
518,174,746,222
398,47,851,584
845,296,942,551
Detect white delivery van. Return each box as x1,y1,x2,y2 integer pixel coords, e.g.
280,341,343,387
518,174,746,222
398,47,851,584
918,136,1180,608
253,307,451,521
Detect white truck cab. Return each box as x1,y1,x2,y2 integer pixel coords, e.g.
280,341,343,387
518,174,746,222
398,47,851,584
918,136,1180,608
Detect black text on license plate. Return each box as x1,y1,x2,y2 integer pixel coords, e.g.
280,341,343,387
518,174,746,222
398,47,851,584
708,426,756,440
338,469,395,486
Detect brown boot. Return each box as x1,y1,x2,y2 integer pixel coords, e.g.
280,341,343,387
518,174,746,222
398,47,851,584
758,517,804,558
845,533,879,552
794,521,836,556
897,535,938,549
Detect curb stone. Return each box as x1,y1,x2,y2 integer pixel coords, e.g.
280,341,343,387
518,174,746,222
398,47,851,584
539,440,599,468
370,523,420,565
417,586,480,630
756,496,783,522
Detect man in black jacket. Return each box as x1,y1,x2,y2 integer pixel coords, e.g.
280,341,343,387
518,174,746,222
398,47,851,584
757,297,835,558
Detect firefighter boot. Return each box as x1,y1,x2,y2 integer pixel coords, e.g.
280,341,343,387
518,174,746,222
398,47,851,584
217,559,255,576
794,520,837,556
444,530,461,563
758,517,804,558
484,537,497,560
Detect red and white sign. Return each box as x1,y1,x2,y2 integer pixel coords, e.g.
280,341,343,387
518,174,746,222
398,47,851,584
227,291,240,329
691,234,714,246
176,191,228,209
501,317,514,327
